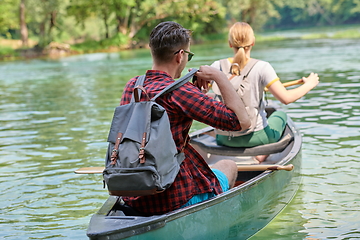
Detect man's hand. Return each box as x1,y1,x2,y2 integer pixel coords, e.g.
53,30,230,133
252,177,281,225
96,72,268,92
192,65,224,93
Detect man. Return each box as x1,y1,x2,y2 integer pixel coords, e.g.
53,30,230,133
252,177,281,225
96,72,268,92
121,21,251,215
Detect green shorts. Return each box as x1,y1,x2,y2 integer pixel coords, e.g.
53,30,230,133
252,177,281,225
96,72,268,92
216,110,288,147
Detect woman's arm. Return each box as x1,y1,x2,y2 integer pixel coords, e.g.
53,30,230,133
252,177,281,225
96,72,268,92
268,72,319,105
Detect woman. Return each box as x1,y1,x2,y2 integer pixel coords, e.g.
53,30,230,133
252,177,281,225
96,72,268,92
210,22,319,162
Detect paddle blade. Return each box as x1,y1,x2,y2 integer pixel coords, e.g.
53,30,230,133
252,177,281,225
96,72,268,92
267,164,294,171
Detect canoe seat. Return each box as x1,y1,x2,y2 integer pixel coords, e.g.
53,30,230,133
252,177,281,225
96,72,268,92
190,131,293,156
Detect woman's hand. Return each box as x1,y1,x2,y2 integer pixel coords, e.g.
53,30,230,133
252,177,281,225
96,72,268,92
302,72,319,88
269,72,320,105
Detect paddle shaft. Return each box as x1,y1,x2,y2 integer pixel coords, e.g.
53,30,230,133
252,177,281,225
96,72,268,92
74,167,104,174
264,79,303,92
235,164,293,171
74,164,293,174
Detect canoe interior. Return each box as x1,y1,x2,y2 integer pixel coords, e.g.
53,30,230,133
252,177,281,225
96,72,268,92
87,104,302,240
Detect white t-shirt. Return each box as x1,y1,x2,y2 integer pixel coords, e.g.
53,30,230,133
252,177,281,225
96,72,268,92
211,58,279,131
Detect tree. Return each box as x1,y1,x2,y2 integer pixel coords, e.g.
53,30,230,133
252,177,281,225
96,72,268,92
220,0,288,30
19,0,29,47
67,0,225,43
122,0,225,38
1,0,360,52
0,0,19,38
26,0,67,47
112,0,136,36
268,0,360,28
67,0,114,39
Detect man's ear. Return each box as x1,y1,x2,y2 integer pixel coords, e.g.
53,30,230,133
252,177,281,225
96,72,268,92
228,40,232,48
175,50,183,63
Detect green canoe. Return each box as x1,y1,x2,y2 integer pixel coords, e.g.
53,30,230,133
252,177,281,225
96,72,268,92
87,104,302,240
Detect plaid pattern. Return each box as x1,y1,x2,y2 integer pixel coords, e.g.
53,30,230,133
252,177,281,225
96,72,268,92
121,70,241,215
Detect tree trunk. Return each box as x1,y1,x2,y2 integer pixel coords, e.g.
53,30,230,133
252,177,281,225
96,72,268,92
19,0,29,47
100,6,110,39
49,10,57,36
39,19,46,47
103,15,109,39
313,1,335,25
116,14,129,35
113,2,130,35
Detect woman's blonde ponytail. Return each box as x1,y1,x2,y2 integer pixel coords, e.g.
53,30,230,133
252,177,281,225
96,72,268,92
228,22,254,75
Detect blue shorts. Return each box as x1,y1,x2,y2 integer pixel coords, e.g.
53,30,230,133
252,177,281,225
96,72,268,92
181,169,229,208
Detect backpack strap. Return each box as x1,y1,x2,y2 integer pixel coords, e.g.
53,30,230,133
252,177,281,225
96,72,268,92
219,58,231,74
135,74,146,86
219,58,259,80
152,68,198,101
220,58,259,77
238,58,259,78
229,58,259,94
214,58,259,97
131,75,146,103
131,69,198,102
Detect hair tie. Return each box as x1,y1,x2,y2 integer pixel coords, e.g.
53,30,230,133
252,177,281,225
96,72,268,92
230,63,240,75
237,44,252,50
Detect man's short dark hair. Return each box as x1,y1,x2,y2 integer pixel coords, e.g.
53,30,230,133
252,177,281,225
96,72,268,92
149,21,192,63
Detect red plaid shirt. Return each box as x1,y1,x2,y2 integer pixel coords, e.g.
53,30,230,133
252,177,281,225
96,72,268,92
121,70,241,215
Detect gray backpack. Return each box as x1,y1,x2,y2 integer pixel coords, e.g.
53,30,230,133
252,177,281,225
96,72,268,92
103,69,197,196
212,58,260,137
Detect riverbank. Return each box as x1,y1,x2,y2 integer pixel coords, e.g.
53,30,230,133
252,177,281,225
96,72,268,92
1,24,359,62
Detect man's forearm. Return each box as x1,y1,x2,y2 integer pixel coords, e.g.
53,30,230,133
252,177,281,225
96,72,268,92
195,65,251,130
214,76,251,130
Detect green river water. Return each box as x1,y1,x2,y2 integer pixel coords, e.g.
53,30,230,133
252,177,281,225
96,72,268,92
1,29,360,239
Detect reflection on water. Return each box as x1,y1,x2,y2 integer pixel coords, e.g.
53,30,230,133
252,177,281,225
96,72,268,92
0,37,359,239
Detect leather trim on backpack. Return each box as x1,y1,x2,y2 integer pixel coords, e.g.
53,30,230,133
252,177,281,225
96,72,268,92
110,132,123,165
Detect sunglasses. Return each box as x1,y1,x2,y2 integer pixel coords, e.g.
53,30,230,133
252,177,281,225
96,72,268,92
174,49,194,62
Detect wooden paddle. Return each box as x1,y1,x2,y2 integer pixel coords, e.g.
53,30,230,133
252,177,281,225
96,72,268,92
74,164,293,174
264,79,303,92
74,167,104,174
235,164,293,171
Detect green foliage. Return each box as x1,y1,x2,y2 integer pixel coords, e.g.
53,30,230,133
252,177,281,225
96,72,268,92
267,0,360,29
0,0,19,36
0,46,15,55
170,0,227,40
70,33,130,53
24,0,71,47
101,33,130,47
332,29,360,38
196,33,227,43
301,33,330,39
223,0,286,30
70,40,101,53
255,35,287,42
0,0,360,57
0,46,19,61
